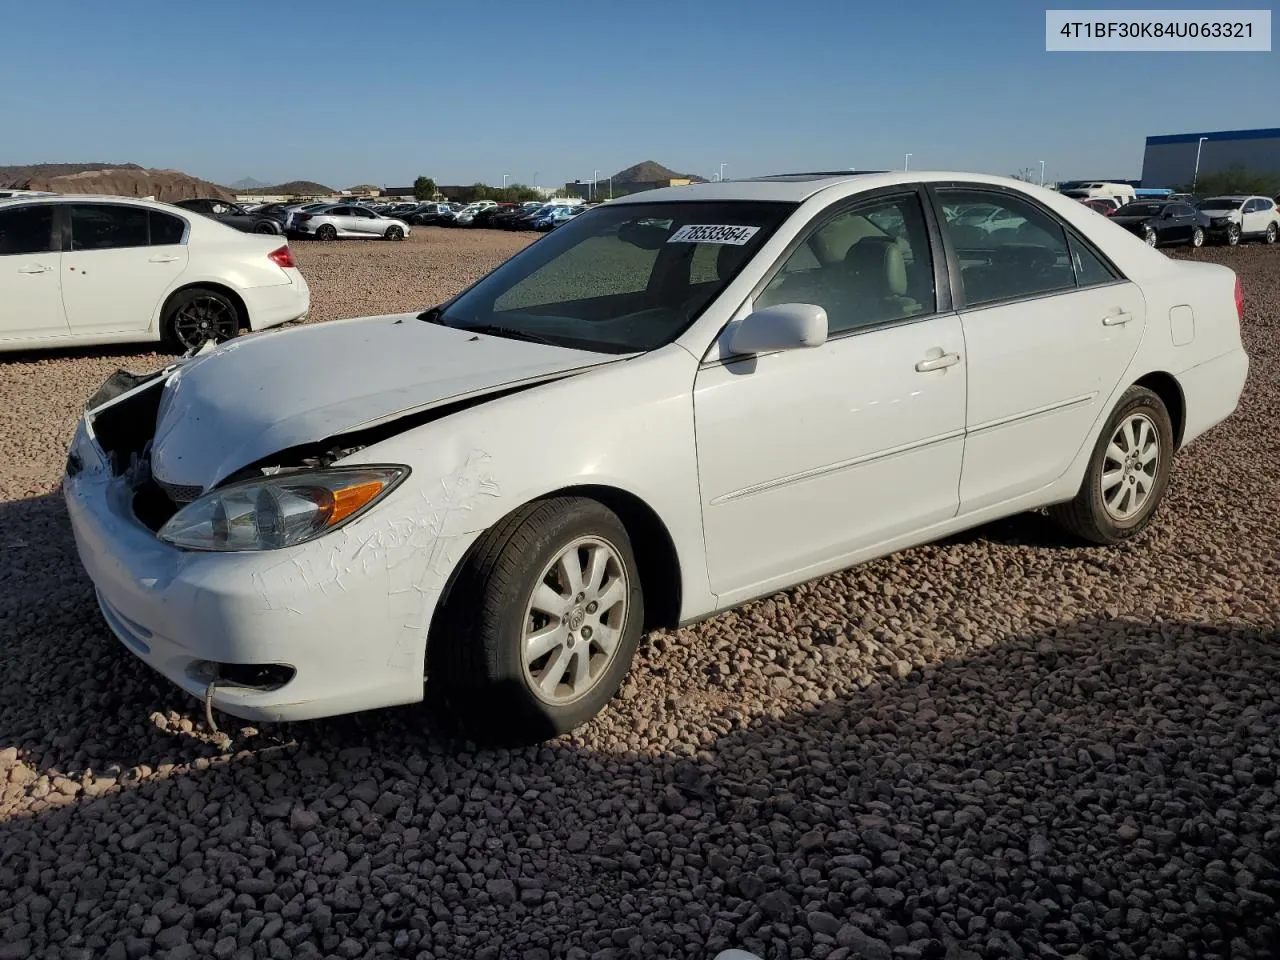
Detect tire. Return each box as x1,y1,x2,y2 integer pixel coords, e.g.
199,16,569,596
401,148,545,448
1047,385,1174,545
315,224,337,241
1266,223,1278,245
1143,227,1158,247
161,287,242,353
429,497,644,745
252,220,279,235
1226,224,1241,246
1191,226,1205,248
385,225,405,241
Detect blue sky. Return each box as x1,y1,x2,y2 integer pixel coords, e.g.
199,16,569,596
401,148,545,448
2,0,1274,189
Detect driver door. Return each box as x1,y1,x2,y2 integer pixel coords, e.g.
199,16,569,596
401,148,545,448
693,188,967,602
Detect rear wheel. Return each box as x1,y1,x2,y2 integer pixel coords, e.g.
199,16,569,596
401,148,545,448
252,220,278,234
1190,226,1205,247
1047,386,1173,545
162,288,242,353
315,224,337,241
385,225,405,241
429,497,644,745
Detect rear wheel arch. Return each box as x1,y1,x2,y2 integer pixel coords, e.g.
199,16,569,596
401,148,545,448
1133,371,1185,448
158,282,249,337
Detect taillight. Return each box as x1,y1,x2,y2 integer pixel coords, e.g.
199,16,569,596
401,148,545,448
296,213,312,223
1234,276,1244,322
268,245,295,269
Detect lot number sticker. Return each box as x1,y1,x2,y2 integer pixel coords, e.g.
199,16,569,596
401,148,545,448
667,224,760,245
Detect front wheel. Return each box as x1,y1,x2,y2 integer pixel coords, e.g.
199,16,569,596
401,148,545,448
1047,386,1174,544
1190,226,1205,248
1143,227,1158,247
429,497,644,745
1266,223,1278,245
1226,224,1241,246
385,225,405,241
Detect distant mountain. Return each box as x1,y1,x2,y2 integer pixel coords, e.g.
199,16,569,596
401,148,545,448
0,163,233,201
0,162,145,187
609,161,706,184
240,180,338,196
230,176,269,190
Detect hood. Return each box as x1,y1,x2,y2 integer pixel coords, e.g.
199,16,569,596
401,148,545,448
149,314,616,489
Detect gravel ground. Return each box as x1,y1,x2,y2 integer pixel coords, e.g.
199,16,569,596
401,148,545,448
1,233,1278,960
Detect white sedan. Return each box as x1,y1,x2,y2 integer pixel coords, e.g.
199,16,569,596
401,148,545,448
0,195,309,353
64,172,1248,743
288,204,411,241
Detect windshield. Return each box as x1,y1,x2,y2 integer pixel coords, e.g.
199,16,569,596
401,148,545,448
428,200,794,354
1200,197,1240,210
1118,203,1165,216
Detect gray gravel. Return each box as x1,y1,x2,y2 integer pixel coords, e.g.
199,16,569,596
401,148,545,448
1,236,1278,959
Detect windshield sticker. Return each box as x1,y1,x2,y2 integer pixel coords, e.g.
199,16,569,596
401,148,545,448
667,224,761,245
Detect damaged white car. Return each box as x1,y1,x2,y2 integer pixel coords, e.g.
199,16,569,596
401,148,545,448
64,172,1249,743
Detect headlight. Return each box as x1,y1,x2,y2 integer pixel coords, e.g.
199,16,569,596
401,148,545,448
158,465,408,552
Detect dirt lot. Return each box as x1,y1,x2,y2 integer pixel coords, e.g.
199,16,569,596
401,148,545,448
1,230,1278,960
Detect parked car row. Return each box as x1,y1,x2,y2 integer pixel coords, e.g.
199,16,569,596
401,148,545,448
1073,194,1280,248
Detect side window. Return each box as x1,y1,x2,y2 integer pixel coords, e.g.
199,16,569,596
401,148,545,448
755,193,937,335
1068,234,1118,287
70,204,149,251
0,205,55,255
149,211,186,246
937,189,1075,307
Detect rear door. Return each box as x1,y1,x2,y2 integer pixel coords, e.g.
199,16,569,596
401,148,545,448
62,203,190,335
931,184,1147,514
0,203,67,341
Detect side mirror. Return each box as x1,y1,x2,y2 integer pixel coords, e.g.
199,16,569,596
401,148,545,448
726,303,828,356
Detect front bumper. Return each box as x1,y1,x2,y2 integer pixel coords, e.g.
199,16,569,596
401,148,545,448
62,418,429,723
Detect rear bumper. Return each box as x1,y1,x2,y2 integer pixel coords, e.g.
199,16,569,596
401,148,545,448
242,273,309,331
1177,347,1249,449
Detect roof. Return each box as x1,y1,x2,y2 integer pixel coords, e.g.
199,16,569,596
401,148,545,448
608,171,1060,205
1146,127,1280,146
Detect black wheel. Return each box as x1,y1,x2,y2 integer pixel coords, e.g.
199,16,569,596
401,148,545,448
253,220,279,234
1226,224,1241,246
1191,226,1205,248
429,497,644,745
162,288,242,353
1266,223,1278,245
315,224,337,241
1143,226,1158,247
385,225,405,241
1047,386,1174,545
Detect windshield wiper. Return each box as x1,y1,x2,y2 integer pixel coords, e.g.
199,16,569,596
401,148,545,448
450,323,561,347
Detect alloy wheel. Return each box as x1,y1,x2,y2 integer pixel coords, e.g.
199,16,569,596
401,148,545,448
1191,227,1204,247
1267,224,1278,244
1100,413,1160,522
172,296,238,350
521,536,630,706
1144,228,1158,247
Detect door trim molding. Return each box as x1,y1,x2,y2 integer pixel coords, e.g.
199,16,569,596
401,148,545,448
968,391,1096,435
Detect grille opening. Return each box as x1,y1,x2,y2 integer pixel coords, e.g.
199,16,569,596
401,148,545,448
132,477,181,532
90,378,164,476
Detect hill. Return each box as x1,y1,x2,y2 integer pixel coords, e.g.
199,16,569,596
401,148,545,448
609,160,705,184
0,162,145,187
0,164,234,201
240,180,338,196
230,176,268,190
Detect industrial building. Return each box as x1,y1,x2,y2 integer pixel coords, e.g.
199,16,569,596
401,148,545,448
1141,127,1280,188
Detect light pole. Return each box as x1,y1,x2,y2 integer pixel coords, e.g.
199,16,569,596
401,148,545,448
608,177,613,200
502,174,509,190
1192,136,1208,191
904,153,912,171
719,162,727,182
1039,160,1046,186
592,169,600,202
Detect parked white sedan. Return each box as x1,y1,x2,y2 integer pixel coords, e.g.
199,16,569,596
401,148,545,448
64,172,1248,743
288,203,410,241
0,195,309,353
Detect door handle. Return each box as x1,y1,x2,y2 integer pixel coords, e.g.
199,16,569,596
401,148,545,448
148,255,181,263
1102,311,1133,326
915,352,961,373
17,264,52,274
